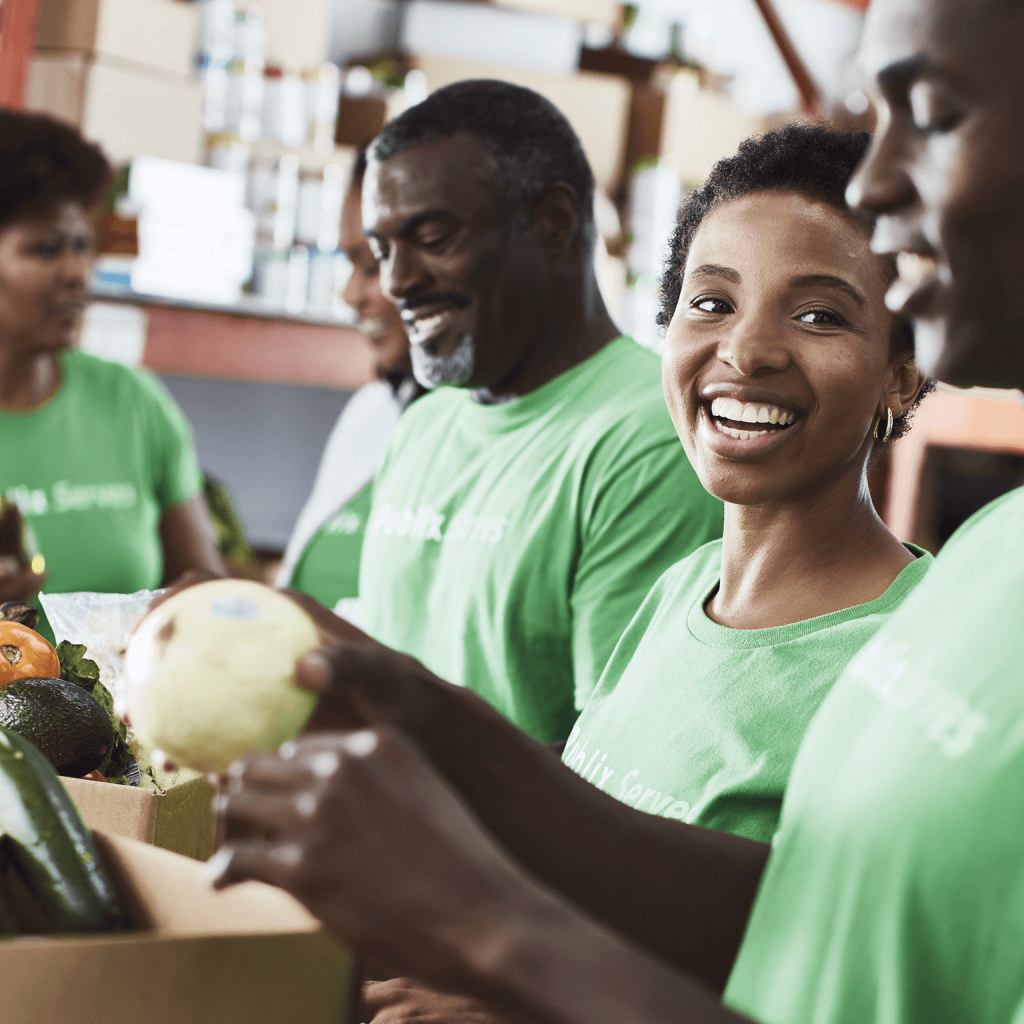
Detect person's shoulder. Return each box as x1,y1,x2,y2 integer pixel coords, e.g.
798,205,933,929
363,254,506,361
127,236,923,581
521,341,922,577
654,538,724,596
63,349,166,406
575,338,675,434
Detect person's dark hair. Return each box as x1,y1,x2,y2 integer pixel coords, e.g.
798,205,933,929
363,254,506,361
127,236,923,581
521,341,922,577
369,79,595,244
0,109,111,229
659,122,928,443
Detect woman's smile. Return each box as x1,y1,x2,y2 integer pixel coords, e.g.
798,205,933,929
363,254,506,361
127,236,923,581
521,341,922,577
698,392,805,459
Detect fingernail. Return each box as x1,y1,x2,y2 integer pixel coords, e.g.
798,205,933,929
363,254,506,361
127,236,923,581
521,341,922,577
298,650,331,692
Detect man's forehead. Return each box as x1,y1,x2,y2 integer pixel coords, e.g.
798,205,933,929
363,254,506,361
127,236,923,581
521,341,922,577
857,0,1007,82
362,134,498,227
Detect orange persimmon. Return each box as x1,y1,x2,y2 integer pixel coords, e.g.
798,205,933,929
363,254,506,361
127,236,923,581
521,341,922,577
0,622,60,685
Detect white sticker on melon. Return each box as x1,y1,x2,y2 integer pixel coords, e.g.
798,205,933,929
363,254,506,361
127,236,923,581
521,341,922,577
126,580,320,772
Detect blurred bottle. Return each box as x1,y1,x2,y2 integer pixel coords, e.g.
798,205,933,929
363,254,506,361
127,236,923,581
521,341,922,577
0,498,44,580
304,63,341,153
261,66,306,148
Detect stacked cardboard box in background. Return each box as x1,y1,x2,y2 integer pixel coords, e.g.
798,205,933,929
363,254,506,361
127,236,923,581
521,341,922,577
26,0,203,164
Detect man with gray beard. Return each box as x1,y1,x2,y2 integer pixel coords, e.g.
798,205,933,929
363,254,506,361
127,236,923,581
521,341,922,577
356,80,723,746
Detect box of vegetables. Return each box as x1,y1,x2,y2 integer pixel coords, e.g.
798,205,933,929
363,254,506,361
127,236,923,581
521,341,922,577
0,725,353,1024
0,597,216,860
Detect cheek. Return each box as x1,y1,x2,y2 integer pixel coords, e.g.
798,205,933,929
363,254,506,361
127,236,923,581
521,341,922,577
806,347,883,439
661,326,708,437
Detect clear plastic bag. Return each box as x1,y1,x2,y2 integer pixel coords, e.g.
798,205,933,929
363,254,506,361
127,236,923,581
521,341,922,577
39,589,164,715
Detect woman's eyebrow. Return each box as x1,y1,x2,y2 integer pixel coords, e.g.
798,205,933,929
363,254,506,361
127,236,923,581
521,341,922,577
791,273,866,308
687,264,741,284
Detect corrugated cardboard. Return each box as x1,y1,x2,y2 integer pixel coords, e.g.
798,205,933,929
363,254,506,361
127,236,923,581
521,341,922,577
62,773,217,861
27,51,204,164
416,54,631,193
0,830,354,1024
34,0,199,77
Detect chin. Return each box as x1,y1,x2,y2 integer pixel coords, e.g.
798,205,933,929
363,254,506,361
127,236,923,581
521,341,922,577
931,310,1024,391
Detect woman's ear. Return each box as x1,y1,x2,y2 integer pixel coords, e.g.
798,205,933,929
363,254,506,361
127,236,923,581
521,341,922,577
883,356,926,418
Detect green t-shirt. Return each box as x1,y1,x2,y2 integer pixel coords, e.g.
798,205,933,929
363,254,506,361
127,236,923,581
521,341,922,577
562,540,932,842
360,337,725,743
1,349,202,640
725,485,1024,1024
290,481,373,608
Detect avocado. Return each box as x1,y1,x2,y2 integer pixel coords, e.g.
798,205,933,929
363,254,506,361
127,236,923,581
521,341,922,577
0,678,114,778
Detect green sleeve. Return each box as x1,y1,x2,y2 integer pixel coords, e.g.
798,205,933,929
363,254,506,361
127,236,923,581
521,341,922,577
132,369,203,510
571,438,723,709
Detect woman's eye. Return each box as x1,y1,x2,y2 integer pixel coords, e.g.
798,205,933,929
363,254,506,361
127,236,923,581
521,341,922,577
30,241,61,259
692,297,731,314
797,309,842,326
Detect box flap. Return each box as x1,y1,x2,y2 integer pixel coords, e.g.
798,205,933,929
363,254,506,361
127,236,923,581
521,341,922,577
95,831,320,936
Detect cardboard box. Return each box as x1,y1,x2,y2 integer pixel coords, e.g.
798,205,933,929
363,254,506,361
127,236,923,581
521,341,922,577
27,51,203,164
0,831,354,1024
416,54,631,193
34,0,199,78
659,74,763,184
62,772,217,861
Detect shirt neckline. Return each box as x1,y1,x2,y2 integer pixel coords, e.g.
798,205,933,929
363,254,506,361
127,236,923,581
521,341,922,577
686,544,932,649
455,336,635,431
0,348,71,419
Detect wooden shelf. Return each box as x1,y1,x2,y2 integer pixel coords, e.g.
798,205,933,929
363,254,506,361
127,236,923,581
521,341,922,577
91,290,377,390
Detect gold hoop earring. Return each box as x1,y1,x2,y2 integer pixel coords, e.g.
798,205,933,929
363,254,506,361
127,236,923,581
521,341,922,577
872,408,894,444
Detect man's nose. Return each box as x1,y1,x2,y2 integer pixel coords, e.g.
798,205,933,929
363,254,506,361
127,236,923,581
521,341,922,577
846,113,918,216
381,244,431,303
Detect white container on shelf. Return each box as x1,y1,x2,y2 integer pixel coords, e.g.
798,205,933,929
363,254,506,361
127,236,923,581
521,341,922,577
126,157,255,304
225,62,264,141
306,249,349,316
248,151,300,251
304,62,341,151
261,67,306,147
295,162,344,252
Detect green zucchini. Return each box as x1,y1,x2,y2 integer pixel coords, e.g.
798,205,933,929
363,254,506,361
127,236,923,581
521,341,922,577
0,726,128,933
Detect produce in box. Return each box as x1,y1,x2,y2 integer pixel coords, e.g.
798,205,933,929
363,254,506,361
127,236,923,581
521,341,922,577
0,725,128,935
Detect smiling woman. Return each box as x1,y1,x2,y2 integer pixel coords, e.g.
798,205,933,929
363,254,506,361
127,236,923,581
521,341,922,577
563,124,933,842
0,109,224,639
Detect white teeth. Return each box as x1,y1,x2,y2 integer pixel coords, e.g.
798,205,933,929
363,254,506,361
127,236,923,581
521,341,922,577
709,398,797,428
896,252,938,286
410,311,452,340
716,422,771,440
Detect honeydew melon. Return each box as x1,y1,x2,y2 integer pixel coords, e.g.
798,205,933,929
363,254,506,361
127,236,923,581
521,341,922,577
125,579,320,772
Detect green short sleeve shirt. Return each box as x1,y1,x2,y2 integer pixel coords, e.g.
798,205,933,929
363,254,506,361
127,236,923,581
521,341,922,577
563,541,932,842
359,338,725,743
1,349,203,639
726,486,1024,1024
290,481,373,609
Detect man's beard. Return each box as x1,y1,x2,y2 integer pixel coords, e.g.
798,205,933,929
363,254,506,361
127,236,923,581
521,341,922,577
410,334,476,389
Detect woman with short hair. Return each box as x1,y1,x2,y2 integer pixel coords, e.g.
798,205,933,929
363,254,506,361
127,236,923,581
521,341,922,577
0,109,223,638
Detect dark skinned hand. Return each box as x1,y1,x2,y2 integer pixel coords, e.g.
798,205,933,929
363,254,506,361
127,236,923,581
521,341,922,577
360,978,510,1024
208,727,555,996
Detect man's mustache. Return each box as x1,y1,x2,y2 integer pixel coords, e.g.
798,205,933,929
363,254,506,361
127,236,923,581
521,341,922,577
400,292,472,315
